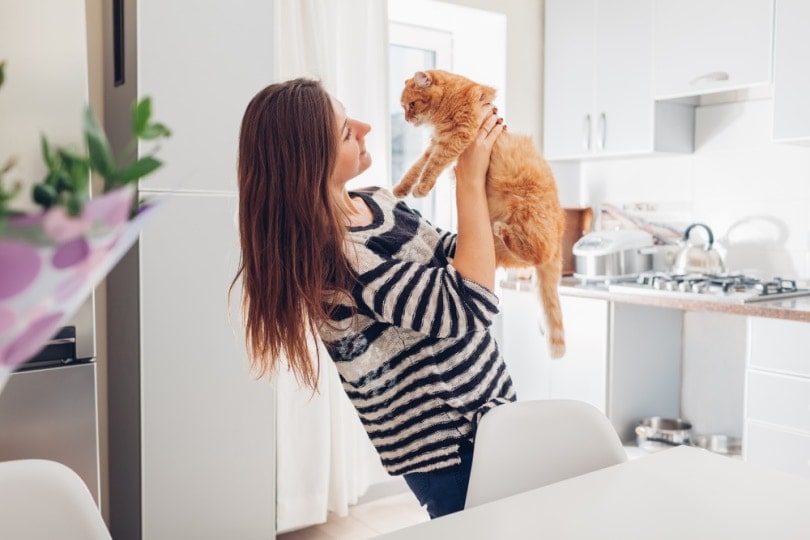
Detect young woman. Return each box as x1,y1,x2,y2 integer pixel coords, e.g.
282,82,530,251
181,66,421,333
234,78,515,518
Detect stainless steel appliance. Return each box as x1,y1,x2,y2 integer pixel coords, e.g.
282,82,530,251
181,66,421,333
573,229,657,282
0,320,100,504
609,272,810,304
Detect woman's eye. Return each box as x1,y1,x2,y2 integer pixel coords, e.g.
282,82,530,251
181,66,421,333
343,128,353,141
409,102,415,109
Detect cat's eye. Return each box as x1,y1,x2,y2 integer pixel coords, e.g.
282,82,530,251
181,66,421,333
408,102,415,109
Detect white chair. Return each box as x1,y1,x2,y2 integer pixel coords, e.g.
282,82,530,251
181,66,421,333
465,399,627,508
0,459,111,540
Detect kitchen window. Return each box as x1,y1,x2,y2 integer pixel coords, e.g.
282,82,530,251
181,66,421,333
388,1,506,231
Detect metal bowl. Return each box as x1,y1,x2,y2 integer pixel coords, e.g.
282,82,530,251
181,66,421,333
635,417,692,452
691,434,741,456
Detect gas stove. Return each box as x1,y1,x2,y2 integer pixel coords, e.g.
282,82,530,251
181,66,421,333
607,272,810,304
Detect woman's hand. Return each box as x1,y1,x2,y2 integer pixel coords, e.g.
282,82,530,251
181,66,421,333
451,106,504,292
454,106,505,192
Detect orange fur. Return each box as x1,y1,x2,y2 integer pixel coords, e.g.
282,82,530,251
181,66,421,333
396,70,566,358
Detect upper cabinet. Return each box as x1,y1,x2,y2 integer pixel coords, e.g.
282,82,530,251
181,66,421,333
772,0,810,143
653,0,774,100
544,0,693,161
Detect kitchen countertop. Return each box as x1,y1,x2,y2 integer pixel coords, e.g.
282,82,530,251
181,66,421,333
502,278,810,323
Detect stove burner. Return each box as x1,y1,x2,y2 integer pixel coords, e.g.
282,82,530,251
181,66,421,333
631,272,810,302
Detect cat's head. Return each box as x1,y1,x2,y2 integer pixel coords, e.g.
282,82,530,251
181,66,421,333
400,70,497,126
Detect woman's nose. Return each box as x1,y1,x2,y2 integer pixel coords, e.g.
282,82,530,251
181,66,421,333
354,121,371,137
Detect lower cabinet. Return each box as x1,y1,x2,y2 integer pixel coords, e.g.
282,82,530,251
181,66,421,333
499,290,682,441
744,317,810,478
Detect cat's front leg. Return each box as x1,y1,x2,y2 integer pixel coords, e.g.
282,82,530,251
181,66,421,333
393,146,433,198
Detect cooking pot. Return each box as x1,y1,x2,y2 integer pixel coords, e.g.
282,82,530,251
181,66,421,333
573,229,655,282
672,223,725,275
635,417,692,452
691,434,741,456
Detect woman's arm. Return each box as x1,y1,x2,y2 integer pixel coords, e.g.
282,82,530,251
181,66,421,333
451,110,503,291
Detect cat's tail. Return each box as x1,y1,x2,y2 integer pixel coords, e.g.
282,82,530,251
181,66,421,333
535,261,565,359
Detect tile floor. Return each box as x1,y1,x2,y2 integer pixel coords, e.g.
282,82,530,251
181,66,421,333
277,491,429,539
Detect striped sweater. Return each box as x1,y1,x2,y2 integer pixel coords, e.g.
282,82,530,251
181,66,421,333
318,187,516,476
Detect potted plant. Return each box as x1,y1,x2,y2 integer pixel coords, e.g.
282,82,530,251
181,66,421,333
0,60,171,388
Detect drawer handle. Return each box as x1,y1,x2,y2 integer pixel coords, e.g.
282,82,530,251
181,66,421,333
690,71,730,87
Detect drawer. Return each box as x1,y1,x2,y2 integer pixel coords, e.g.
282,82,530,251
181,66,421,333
748,317,810,377
746,370,810,433
745,420,810,480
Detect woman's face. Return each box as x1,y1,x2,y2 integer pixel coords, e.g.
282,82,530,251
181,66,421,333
330,97,372,186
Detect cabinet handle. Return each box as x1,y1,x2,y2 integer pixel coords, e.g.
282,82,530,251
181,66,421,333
583,114,591,151
597,112,606,151
689,71,729,87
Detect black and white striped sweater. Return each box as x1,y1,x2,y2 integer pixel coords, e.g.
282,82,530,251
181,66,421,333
319,187,516,476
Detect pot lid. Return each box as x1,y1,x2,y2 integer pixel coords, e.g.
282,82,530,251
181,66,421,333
573,229,654,256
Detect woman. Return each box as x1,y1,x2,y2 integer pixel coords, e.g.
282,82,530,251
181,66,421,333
234,78,515,518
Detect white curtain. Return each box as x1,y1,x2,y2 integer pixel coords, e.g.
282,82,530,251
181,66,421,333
272,0,392,533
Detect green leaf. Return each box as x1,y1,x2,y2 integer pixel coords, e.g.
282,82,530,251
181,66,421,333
40,135,59,171
32,183,57,207
132,97,153,137
140,122,172,140
84,107,115,178
0,60,5,89
110,156,162,186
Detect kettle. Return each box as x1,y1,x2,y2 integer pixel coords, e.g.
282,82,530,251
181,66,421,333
672,223,725,275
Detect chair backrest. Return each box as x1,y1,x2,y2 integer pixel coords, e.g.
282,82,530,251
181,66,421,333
0,459,111,540
465,399,628,508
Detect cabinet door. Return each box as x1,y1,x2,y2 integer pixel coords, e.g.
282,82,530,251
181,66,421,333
748,317,810,378
499,288,552,401
543,0,596,159
653,0,773,99
772,0,810,142
499,291,608,409
549,296,609,412
746,420,810,480
594,0,653,155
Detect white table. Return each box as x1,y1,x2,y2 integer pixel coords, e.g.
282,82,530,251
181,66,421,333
376,446,810,539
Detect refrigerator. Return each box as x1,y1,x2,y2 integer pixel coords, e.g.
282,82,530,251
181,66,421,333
103,1,277,538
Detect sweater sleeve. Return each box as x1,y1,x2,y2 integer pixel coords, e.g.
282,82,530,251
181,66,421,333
353,250,499,338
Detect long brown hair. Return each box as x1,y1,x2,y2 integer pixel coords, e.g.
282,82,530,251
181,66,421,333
232,79,355,389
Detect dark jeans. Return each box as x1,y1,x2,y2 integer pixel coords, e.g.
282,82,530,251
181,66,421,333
402,442,474,519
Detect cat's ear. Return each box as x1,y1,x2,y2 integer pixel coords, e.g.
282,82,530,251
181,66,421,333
414,71,432,88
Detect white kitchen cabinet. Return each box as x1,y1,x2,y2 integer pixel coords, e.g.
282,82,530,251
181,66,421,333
499,289,682,441
499,291,608,409
744,316,810,479
544,0,692,160
653,0,774,100
772,0,810,143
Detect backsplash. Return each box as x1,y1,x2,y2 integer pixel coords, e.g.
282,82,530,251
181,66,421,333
580,97,810,281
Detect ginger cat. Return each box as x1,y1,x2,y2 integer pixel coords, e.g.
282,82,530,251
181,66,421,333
394,70,566,358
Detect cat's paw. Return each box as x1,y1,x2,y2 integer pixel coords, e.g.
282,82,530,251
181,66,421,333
412,183,433,198
392,183,411,198
492,221,505,238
